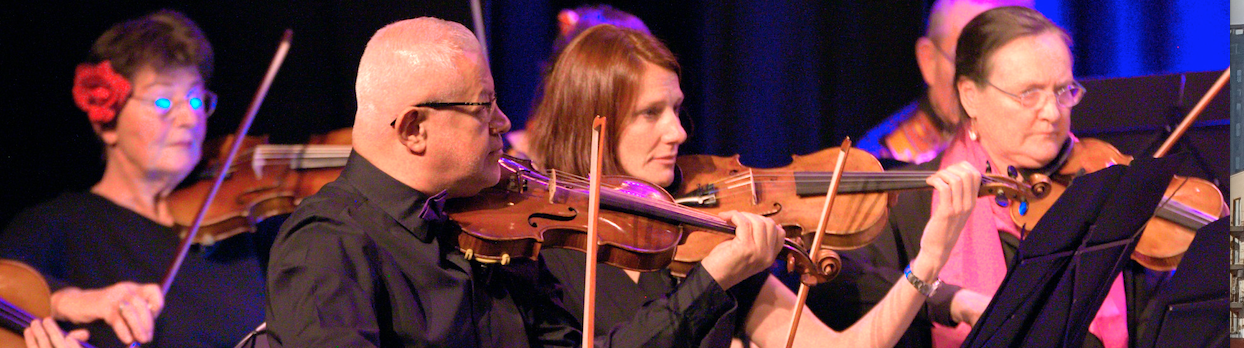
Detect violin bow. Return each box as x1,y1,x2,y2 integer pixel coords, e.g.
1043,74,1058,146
582,116,607,348
159,30,293,295
468,0,489,61
1153,68,1228,158
783,138,852,348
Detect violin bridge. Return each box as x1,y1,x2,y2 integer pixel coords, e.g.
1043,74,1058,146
252,150,266,180
673,185,718,207
548,169,559,204
749,168,759,206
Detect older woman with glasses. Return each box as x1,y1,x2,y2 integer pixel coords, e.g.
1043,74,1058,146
813,6,1127,348
2,10,264,348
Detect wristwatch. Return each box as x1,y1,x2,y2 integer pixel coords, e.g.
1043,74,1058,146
904,264,942,297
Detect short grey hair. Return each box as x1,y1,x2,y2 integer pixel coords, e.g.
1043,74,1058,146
926,0,1032,42
355,17,480,115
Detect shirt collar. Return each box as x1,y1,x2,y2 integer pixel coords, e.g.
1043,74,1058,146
340,151,448,242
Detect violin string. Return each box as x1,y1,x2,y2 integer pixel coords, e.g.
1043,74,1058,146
1153,179,1217,227
540,170,732,227
0,299,36,325
705,172,934,185
210,145,351,170
1162,202,1214,226
697,174,1007,186
1,310,34,325
704,176,1011,201
519,163,1025,231
702,170,951,187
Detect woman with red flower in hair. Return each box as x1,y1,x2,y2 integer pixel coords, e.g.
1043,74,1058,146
1,10,265,348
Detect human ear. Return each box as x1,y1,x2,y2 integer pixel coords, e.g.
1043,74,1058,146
94,122,119,147
915,37,938,85
395,108,429,155
957,78,980,119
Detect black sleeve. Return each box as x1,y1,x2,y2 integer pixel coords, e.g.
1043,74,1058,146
503,255,583,348
856,189,961,327
264,217,384,348
806,187,962,337
596,265,739,348
0,207,71,291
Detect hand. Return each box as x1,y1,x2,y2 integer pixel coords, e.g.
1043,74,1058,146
919,161,981,263
24,317,89,348
950,288,992,327
699,211,783,290
50,282,163,345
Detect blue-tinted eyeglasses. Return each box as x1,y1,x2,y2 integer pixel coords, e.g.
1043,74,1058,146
130,90,218,119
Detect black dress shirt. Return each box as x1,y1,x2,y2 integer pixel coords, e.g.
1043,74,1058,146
265,152,580,347
542,249,763,348
266,152,759,347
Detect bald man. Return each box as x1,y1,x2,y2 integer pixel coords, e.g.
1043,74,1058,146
857,0,1031,165
263,17,576,347
264,17,788,347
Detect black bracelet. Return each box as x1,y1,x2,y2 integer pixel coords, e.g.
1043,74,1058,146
904,264,942,297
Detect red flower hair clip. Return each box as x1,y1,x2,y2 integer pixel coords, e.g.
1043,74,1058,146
72,61,132,124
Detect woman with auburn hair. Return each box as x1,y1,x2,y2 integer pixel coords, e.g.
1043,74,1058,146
526,24,982,347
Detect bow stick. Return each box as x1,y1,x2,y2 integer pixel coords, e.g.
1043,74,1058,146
1153,68,1228,158
582,116,607,348
784,138,852,348
159,30,293,295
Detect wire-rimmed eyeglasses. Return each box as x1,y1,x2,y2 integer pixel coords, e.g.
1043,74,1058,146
390,97,497,127
981,80,1086,109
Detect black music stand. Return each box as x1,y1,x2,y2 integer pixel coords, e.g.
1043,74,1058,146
1073,71,1228,190
962,155,1184,348
1133,217,1229,348
1134,74,1220,187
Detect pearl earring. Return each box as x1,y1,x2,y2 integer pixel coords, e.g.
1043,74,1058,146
967,118,978,141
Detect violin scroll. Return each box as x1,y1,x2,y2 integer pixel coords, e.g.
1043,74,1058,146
778,240,840,286
981,173,1048,203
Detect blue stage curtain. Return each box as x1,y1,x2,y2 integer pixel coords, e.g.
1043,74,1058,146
486,0,1226,168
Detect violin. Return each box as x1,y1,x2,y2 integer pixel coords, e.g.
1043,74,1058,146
672,146,1041,265
1012,68,1229,272
883,103,955,164
443,155,839,285
0,259,94,348
166,128,351,245
1009,137,1224,271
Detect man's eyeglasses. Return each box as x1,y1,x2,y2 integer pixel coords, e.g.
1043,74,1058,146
982,80,1086,109
130,91,218,119
390,97,497,127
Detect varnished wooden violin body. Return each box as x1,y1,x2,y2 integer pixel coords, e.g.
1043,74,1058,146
0,259,96,348
444,156,840,285
1009,138,1224,271
167,128,351,245
673,146,1041,258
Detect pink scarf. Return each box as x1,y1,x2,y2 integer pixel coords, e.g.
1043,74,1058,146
930,132,1128,348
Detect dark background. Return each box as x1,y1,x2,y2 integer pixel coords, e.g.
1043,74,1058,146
0,0,1229,228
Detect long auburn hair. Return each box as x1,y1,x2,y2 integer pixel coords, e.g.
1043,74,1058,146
526,24,680,177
